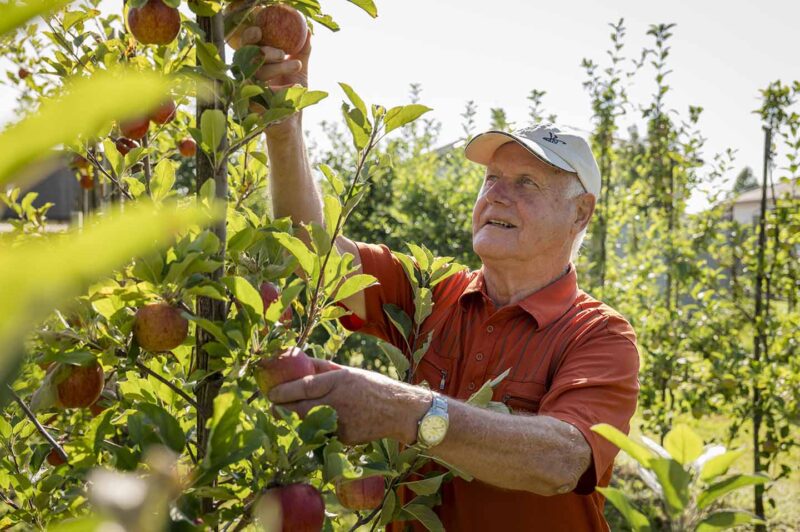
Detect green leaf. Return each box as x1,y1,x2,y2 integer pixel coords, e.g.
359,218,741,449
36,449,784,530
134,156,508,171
402,473,447,496
273,233,317,277
402,503,444,532
195,39,228,80
414,287,433,325
332,274,378,303
591,424,655,468
663,424,703,465
150,159,176,202
265,279,304,323
379,489,397,526
699,449,745,481
596,487,651,532
232,45,265,80
320,164,344,195
649,458,691,517
201,109,226,153
383,104,432,135
0,202,215,378
338,82,368,122
466,368,511,408
135,403,185,453
0,68,173,187
383,303,412,340
412,331,434,367
323,194,343,235
347,0,378,17
297,405,337,446
695,511,765,532
379,341,410,378
342,103,371,151
204,393,242,470
0,0,72,37
222,276,263,316
696,474,769,510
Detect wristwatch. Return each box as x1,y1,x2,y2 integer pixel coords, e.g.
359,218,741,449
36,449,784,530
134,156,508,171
415,392,449,449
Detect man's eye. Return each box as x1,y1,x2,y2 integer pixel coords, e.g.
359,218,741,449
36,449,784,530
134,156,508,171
521,177,536,186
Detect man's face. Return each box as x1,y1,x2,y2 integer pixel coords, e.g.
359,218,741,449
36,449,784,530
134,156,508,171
471,142,583,265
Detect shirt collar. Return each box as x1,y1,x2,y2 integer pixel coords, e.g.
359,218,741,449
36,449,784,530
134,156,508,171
459,264,578,329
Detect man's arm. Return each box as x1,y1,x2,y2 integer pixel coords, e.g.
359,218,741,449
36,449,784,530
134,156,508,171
248,33,367,321
268,367,592,496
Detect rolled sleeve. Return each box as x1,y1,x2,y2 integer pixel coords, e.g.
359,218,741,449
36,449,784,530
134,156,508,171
538,323,640,495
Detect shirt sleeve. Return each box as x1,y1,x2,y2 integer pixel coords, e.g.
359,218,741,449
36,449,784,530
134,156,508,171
337,241,416,350
537,317,640,495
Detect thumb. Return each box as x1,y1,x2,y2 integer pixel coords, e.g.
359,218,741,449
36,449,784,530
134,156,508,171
311,357,342,374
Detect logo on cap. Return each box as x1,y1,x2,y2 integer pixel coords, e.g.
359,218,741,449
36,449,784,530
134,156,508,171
542,132,566,145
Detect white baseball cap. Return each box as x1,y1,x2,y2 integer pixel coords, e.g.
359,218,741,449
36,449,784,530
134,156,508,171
464,123,601,196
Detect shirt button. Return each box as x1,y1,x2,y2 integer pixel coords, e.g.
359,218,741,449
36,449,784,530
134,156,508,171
467,382,476,391
486,325,494,333
475,352,484,361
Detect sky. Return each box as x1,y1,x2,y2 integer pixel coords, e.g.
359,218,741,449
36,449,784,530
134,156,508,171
3,0,799,210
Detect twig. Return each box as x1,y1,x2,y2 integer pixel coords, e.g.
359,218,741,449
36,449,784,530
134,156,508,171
142,135,152,197
135,361,200,409
85,151,134,201
7,386,68,464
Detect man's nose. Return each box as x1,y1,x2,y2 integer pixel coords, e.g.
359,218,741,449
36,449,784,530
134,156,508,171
485,180,512,205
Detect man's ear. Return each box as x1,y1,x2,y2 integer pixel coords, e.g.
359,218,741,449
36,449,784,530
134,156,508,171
574,193,596,233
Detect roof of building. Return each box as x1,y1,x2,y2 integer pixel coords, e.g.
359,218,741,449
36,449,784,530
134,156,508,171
734,178,798,204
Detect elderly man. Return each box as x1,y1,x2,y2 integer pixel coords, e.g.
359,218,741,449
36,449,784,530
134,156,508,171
245,32,640,532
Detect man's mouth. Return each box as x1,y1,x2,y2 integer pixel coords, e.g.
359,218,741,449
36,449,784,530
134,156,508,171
484,219,516,229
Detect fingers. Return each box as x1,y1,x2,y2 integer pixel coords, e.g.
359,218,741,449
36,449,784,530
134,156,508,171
275,399,319,418
311,357,342,374
268,371,339,404
255,59,302,84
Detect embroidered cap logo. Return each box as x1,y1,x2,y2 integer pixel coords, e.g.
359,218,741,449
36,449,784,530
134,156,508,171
542,132,566,145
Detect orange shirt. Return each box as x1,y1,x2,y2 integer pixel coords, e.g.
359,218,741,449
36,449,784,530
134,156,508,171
340,242,640,532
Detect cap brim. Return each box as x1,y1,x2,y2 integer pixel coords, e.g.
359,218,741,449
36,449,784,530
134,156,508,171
464,131,576,173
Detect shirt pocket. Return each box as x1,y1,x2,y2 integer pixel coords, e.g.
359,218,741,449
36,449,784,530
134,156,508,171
413,350,455,394
499,379,548,414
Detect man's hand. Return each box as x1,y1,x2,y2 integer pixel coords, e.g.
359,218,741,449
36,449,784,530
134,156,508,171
227,7,311,91
268,364,430,445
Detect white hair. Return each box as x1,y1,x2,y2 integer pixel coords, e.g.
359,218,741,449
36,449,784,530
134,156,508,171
563,175,590,262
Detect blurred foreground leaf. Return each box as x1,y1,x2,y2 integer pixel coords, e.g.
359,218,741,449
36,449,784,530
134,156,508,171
0,201,220,381
0,0,72,37
0,68,176,186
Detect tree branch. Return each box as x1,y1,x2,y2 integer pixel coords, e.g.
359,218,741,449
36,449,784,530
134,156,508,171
7,386,68,464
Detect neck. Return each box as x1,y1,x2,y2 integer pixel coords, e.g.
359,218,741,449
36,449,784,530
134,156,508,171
481,259,570,307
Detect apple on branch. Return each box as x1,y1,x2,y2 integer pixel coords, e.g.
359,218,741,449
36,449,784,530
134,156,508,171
335,476,385,511
150,99,176,125
31,361,104,411
134,302,189,352
127,0,181,45
178,137,196,157
257,483,325,532
120,117,150,140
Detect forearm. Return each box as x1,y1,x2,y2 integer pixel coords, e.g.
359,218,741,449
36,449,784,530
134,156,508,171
400,396,591,495
265,114,323,229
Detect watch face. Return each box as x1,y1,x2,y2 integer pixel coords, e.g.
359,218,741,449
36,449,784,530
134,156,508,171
420,415,448,445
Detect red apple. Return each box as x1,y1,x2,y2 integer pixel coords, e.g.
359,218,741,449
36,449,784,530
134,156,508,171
255,4,308,55
127,0,181,45
150,99,176,124
255,348,314,395
335,476,385,511
115,137,139,155
79,172,94,190
260,281,293,326
120,117,150,140
134,303,189,352
178,137,197,157
46,448,66,466
261,483,324,532
18,68,30,80
32,361,105,410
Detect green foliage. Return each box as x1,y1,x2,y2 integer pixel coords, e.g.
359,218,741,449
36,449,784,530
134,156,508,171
593,424,767,531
